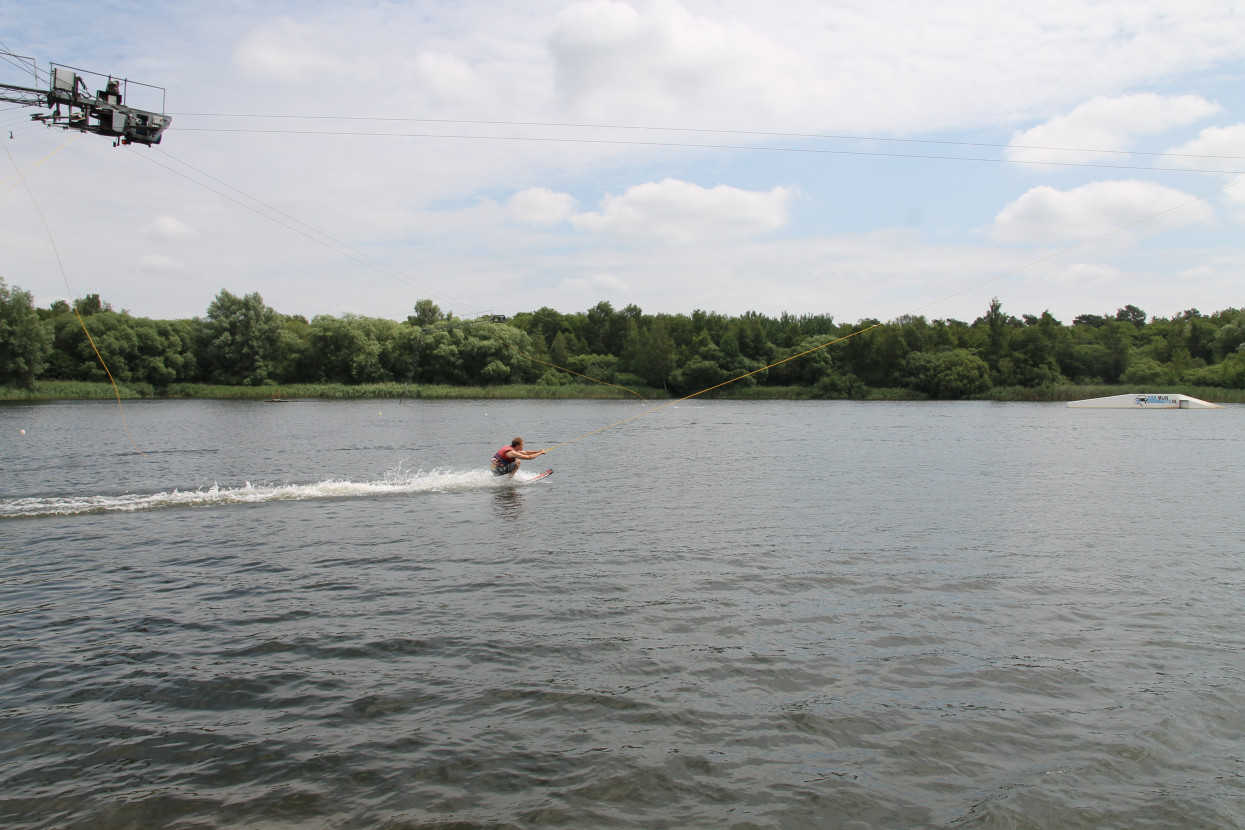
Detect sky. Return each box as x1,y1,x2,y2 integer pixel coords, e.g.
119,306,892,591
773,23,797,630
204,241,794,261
2,0,1245,327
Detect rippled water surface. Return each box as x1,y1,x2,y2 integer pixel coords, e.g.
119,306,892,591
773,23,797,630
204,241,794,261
2,398,1244,829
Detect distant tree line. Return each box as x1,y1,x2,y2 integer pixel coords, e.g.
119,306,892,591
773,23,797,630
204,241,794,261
1,278,1243,397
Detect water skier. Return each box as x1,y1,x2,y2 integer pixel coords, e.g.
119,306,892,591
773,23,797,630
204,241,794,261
490,437,548,477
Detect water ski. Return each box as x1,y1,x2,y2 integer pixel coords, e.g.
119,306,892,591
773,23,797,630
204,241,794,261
527,468,553,482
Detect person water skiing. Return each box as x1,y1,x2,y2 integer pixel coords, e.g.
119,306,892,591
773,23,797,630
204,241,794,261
490,437,548,477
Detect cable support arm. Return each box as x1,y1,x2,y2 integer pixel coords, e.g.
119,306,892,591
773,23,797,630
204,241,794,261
0,81,46,108
2,61,171,146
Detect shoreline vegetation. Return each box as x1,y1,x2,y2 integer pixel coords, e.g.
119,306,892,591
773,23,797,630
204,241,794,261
3,380,1243,404
3,285,1244,403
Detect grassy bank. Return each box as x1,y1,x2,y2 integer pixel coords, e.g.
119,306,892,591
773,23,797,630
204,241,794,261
3,380,1242,403
711,385,929,401
0,380,154,400
0,381,667,401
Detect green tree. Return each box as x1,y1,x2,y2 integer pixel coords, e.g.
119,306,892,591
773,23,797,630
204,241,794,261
73,293,111,316
729,313,777,364
1072,313,1108,328
200,289,285,385
0,278,50,388
550,331,570,366
36,299,71,322
1186,353,1245,388
408,299,442,327
978,297,1018,370
44,311,138,383
568,353,619,383
668,329,764,394
1120,355,1172,387
1177,313,1219,364
812,370,865,399
670,356,728,394
418,327,465,384
130,318,199,386
994,316,1065,388
836,320,882,384
1098,321,1135,382
276,314,312,381
302,314,387,383
620,316,676,388
579,301,615,354
400,320,532,385
1059,343,1112,383
459,323,529,383
1115,304,1147,327
477,359,508,384
1211,318,1245,361
901,349,992,399
519,306,567,350
767,335,836,386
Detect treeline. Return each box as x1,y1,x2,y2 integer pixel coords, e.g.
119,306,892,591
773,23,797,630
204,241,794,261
1,279,1243,398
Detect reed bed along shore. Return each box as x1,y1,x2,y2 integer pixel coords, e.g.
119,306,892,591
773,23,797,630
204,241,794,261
0,381,663,401
2,380,1243,404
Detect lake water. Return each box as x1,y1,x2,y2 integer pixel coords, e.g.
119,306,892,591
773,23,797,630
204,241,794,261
2,398,1243,829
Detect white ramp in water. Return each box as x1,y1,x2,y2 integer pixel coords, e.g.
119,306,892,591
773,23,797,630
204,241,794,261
1067,393,1223,409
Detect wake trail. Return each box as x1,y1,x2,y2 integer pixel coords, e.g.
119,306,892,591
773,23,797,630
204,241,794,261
0,468,542,519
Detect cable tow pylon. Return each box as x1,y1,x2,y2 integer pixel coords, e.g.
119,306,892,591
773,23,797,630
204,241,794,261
0,49,171,146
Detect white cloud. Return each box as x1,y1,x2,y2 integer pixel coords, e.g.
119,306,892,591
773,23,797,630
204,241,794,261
992,181,1214,243
10,0,1245,326
139,254,188,272
215,2,1245,135
1166,123,1245,163
509,187,579,225
549,0,809,121
570,179,793,243
1164,125,1245,211
1006,94,1221,164
544,2,1245,133
233,17,379,82
142,216,197,240
559,273,630,295
412,52,490,107
1177,264,1216,281
1044,261,1123,286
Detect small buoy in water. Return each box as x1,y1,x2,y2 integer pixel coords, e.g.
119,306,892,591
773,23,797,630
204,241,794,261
20,429,25,435
378,411,383,416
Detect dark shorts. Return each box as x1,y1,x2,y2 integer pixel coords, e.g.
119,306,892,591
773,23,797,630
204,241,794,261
491,461,518,476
